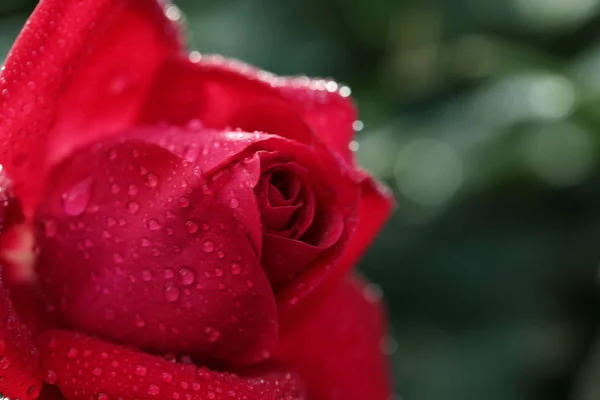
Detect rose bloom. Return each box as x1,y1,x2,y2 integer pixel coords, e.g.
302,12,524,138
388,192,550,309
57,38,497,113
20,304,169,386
0,1,395,400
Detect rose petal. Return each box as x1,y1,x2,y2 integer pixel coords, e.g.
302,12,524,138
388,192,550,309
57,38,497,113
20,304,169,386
0,0,182,216
334,173,395,281
123,126,361,306
276,274,393,400
139,54,357,163
209,154,263,256
38,330,307,400
0,266,42,399
35,138,278,365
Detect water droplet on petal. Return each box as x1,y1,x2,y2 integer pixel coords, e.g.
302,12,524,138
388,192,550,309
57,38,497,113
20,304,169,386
135,365,147,376
217,251,225,259
185,220,198,233
92,367,103,376
147,219,161,231
202,240,215,253
179,197,190,208
97,393,109,400
163,283,180,302
67,347,78,358
134,314,146,328
145,173,158,188
162,372,173,383
178,268,196,286
62,177,94,216
148,384,160,396
44,219,57,238
128,184,139,196
141,269,152,281
204,326,221,343
45,370,58,384
127,201,140,214
230,263,242,275
112,253,124,263
215,268,223,277
228,197,239,209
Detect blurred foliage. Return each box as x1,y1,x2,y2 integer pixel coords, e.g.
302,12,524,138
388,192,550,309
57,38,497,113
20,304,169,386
5,0,600,399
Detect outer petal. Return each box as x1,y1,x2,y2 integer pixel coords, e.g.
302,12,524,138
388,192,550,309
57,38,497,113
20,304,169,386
35,137,278,365
0,0,182,215
139,54,357,163
38,330,307,400
276,274,393,400
0,266,42,399
335,172,395,279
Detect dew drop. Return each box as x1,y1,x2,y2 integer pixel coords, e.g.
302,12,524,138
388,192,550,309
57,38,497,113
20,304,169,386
107,149,117,161
127,201,140,214
112,253,124,263
110,183,120,194
204,326,221,343
163,283,180,302
162,372,173,383
66,347,78,358
61,177,94,216
135,365,147,376
179,197,190,208
44,219,57,238
148,384,160,396
230,263,242,276
134,314,146,328
228,197,240,209
128,184,139,196
141,238,152,247
147,219,161,231
178,268,196,286
215,268,224,277
202,240,215,253
185,220,199,233
91,367,102,376
141,269,152,282
217,250,225,259
97,393,109,400
145,173,158,188
45,370,58,384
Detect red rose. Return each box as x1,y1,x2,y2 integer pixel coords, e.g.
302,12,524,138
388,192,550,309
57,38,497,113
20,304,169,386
0,1,395,399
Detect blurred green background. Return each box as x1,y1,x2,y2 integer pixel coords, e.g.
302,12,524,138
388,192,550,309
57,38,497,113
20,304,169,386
4,0,600,399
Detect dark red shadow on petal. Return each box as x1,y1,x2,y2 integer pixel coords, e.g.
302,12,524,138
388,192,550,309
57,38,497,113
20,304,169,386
277,274,393,400
35,137,278,366
0,266,42,399
38,330,307,400
0,0,182,216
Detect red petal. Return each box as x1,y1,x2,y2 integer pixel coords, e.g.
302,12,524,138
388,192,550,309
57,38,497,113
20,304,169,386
124,126,361,307
0,266,42,398
38,330,307,400
276,275,393,400
139,54,357,163
35,137,278,365
334,173,395,281
0,0,182,216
